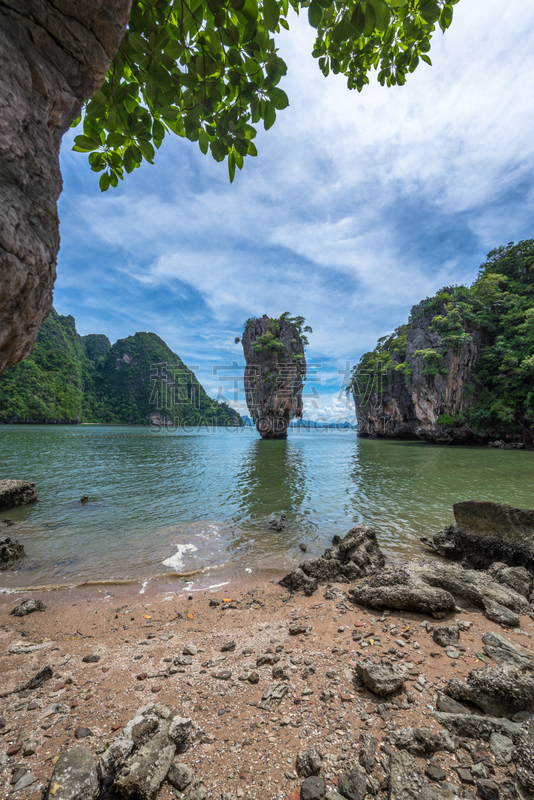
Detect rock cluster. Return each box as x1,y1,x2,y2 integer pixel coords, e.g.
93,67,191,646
280,525,385,595
0,479,38,511
44,704,193,800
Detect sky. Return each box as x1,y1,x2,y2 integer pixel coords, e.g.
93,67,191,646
56,0,534,423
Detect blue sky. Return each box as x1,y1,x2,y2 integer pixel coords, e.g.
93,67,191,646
55,0,534,422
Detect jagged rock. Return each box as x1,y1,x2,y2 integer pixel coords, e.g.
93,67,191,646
166,760,194,791
98,704,192,800
324,584,348,601
301,776,326,800
392,728,457,757
489,733,513,766
15,665,53,693
388,749,427,800
0,480,38,510
436,694,473,715
483,599,520,628
488,563,532,598
10,598,46,616
513,719,534,796
432,624,459,648
481,631,534,670
433,712,522,741
454,501,534,543
337,766,367,800
355,660,407,696
417,562,528,620
349,565,455,616
242,315,306,439
0,535,24,569
296,749,322,778
445,664,534,718
358,732,378,773
423,523,534,573
45,744,99,800
280,525,385,595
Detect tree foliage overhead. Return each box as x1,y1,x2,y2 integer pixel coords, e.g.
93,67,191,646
72,0,459,188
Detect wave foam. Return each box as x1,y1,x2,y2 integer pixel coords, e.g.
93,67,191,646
162,543,198,570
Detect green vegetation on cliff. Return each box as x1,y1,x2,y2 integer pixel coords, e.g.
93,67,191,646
350,239,534,439
0,311,242,426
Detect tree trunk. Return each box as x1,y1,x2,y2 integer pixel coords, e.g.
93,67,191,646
0,0,131,374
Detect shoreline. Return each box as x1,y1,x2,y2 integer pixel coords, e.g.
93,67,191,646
1,574,531,800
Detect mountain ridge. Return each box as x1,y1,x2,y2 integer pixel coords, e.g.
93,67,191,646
0,310,242,427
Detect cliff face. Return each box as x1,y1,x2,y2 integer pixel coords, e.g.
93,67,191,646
242,315,306,439
353,293,480,443
0,1,131,376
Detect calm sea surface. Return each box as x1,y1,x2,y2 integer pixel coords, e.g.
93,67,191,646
1,425,533,591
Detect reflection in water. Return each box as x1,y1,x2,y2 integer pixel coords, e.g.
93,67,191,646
237,439,306,521
0,425,533,588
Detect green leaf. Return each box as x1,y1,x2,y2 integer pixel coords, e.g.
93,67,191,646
387,0,408,6
368,0,391,32
308,1,323,28
99,172,110,192
268,87,289,110
332,15,355,44
199,128,209,154
263,101,276,130
419,0,441,23
440,5,453,29
106,132,127,148
73,134,100,152
263,0,280,31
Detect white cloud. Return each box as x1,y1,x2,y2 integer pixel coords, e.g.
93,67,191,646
57,0,534,402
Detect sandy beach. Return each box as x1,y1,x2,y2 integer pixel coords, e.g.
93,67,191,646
0,575,530,799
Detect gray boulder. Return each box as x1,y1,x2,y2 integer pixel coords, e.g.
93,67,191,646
337,766,366,800
45,745,99,800
488,562,532,598
280,525,385,595
355,660,407,696
98,704,192,800
433,712,522,741
166,760,193,791
432,624,459,648
349,565,455,616
0,535,24,569
489,733,513,766
389,749,427,800
392,727,456,757
482,631,534,670
296,748,322,778
0,479,38,511
358,732,377,773
482,598,520,628
10,598,46,616
445,664,534,718
454,501,534,543
418,562,528,621
301,776,326,800
436,694,472,715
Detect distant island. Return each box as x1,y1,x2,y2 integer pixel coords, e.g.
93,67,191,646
350,239,534,445
0,310,242,427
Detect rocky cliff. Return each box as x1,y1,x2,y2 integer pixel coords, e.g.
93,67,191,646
242,314,308,439
352,290,480,443
0,1,131,376
352,240,534,444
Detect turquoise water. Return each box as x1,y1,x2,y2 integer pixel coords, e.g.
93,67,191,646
1,425,533,590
